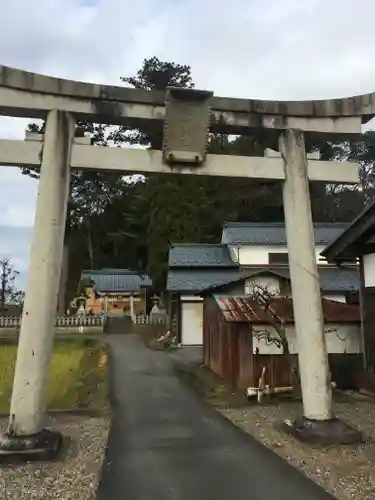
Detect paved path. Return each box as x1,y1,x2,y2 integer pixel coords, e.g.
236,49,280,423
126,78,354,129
96,335,333,500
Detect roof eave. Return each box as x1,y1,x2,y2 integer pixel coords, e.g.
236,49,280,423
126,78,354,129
167,264,238,269
321,202,375,262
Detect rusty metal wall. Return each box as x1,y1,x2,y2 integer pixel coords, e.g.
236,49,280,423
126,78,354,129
253,354,297,388
252,353,362,389
237,324,255,389
203,296,239,387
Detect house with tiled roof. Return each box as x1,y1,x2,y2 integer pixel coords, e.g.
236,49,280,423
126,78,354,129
220,222,359,302
75,268,152,318
166,222,360,346
167,244,242,345
167,244,240,292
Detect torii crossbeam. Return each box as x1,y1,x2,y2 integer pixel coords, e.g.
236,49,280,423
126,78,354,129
0,65,367,458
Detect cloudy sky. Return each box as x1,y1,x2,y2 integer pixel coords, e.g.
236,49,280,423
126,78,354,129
1,0,375,289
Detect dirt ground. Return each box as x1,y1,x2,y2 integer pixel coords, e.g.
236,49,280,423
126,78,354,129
175,361,375,500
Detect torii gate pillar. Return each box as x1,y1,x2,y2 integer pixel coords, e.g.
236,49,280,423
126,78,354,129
280,129,361,443
0,109,74,459
280,129,332,420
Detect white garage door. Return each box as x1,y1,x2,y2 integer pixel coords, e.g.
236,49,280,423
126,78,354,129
181,301,203,345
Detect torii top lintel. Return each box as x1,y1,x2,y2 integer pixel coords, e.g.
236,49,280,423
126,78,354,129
0,65,373,134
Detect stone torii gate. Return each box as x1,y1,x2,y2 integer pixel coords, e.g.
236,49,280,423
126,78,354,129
0,66,370,458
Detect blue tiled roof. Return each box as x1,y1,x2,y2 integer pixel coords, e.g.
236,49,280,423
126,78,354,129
199,269,291,295
221,222,350,246
168,244,236,267
241,266,359,293
318,267,359,293
166,268,241,292
81,269,152,293
167,263,359,294
240,268,291,280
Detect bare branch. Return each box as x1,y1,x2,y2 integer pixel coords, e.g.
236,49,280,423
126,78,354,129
246,281,290,354
252,328,283,349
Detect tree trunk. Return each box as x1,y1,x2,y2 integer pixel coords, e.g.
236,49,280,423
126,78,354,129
57,243,69,315
113,237,119,263
85,219,94,268
274,323,290,355
290,363,302,399
0,262,6,315
281,338,290,355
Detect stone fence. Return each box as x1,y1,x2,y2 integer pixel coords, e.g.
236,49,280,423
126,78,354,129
133,314,167,325
0,314,167,337
0,315,105,336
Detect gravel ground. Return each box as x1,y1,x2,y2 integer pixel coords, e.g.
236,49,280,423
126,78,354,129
0,415,110,500
220,395,375,500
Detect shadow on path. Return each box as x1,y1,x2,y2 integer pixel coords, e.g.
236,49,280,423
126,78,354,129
96,334,334,500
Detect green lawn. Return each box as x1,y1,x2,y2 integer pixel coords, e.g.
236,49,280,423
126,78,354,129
0,338,109,414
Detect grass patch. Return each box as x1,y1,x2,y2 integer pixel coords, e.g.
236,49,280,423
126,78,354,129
0,338,110,414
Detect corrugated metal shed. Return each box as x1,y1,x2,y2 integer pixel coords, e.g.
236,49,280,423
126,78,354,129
221,222,349,246
214,295,360,324
81,269,152,293
168,244,236,267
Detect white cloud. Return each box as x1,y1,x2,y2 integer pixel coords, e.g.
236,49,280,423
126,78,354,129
0,118,37,228
0,117,37,286
1,0,375,277
3,0,375,98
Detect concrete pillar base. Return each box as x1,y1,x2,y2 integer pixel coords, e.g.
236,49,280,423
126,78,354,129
0,429,62,462
283,417,362,445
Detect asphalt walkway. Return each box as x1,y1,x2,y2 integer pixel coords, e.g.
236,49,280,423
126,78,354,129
96,335,333,500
